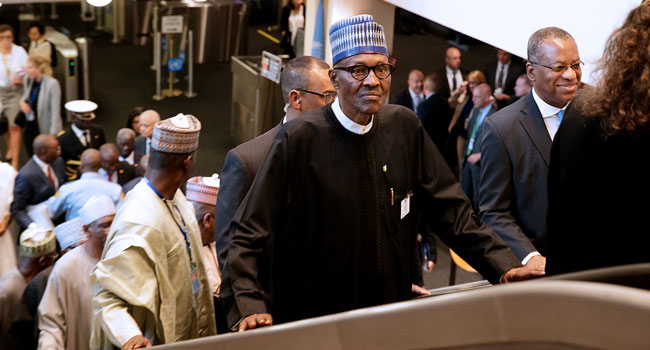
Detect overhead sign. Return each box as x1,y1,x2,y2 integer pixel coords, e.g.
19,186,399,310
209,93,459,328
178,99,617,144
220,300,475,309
261,51,282,84
161,15,183,34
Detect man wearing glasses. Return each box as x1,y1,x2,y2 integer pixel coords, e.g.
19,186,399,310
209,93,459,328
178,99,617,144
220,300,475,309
478,27,582,274
228,14,541,332
214,55,335,331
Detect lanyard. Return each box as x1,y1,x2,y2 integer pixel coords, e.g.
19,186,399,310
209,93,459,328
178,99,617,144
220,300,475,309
145,178,196,269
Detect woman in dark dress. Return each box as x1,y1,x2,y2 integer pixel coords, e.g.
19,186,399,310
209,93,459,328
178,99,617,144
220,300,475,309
280,0,304,58
546,1,650,275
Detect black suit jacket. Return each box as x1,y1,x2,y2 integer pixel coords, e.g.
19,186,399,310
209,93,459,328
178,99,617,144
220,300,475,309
214,124,282,269
415,93,454,168
214,123,281,328
546,96,650,275
116,161,136,186
478,92,551,260
484,60,525,97
57,125,106,180
134,136,148,155
11,157,66,228
392,88,414,111
437,67,467,99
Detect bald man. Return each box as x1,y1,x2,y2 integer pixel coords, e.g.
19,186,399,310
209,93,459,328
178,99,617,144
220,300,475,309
48,149,123,221
392,69,424,111
11,135,67,229
438,47,467,98
99,143,135,186
134,110,160,155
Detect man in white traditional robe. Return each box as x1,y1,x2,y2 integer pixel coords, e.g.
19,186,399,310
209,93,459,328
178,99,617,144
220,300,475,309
1,225,57,348
90,114,216,350
38,196,116,350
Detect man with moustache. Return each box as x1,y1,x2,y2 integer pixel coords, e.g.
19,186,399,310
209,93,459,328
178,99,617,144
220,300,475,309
478,27,582,272
228,14,542,332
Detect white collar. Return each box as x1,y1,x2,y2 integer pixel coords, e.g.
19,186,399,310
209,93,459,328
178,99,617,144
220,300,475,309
479,104,492,114
445,66,460,76
531,88,568,119
81,171,103,180
497,61,510,69
70,123,86,138
408,87,422,100
282,115,287,124
331,98,373,135
32,154,49,172
119,151,134,164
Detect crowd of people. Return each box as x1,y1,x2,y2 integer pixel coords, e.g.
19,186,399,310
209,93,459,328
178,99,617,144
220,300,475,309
1,2,649,349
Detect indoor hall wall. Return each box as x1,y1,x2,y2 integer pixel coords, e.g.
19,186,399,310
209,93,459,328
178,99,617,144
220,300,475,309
302,0,396,64
382,0,640,85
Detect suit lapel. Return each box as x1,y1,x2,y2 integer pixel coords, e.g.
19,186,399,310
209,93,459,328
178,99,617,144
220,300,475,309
27,159,54,191
518,93,552,166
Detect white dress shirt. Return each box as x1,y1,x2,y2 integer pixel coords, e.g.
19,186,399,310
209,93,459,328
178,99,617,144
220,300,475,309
32,155,58,189
494,61,510,94
98,167,119,184
331,97,373,135
119,151,135,165
71,123,89,147
0,44,28,87
408,87,424,111
445,66,463,93
531,88,568,141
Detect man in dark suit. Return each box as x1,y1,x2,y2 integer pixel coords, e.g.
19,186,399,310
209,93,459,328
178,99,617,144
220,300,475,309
99,143,135,186
57,101,106,181
391,69,424,111
134,110,160,156
11,134,66,229
478,27,582,272
116,128,144,169
214,56,335,330
416,72,453,168
484,48,525,109
438,47,466,99
460,83,496,213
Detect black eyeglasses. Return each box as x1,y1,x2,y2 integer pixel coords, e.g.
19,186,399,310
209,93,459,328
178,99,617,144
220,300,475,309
296,89,337,104
529,60,584,74
334,63,394,81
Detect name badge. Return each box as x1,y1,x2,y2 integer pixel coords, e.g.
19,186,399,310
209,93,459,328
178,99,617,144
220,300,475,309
191,266,200,295
400,193,411,219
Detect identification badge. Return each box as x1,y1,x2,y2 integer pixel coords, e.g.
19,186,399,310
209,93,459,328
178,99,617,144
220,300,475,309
191,266,200,295
400,194,411,219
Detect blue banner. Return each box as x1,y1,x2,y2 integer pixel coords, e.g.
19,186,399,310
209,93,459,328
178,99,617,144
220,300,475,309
311,0,325,59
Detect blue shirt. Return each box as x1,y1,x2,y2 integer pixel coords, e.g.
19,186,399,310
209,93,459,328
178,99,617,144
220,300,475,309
47,172,123,221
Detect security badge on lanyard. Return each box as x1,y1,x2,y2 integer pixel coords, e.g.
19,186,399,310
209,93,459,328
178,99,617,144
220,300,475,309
145,179,200,295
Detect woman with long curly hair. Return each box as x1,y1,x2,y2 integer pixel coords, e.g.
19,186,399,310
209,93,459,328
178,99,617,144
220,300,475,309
546,1,650,275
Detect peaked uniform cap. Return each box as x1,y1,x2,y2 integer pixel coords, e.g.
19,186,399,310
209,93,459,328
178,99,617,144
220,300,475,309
65,100,98,120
